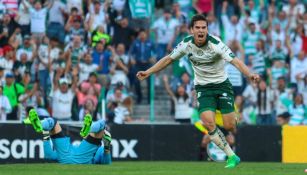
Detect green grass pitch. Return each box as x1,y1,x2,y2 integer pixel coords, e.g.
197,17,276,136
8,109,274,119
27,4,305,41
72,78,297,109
0,162,306,175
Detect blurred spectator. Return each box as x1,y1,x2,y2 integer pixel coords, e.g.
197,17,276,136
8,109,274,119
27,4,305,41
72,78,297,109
242,83,258,124
51,51,68,84
288,24,306,57
242,22,264,58
152,8,179,60
77,72,101,108
276,112,290,125
22,0,52,41
268,60,288,89
272,11,288,32
279,84,298,115
106,81,129,102
225,40,244,96
282,0,305,31
129,30,155,104
0,45,14,75
174,0,191,16
107,86,128,105
91,25,111,47
37,36,51,94
65,35,86,68
192,0,213,15
48,37,61,85
79,98,100,121
112,17,136,51
65,8,85,44
67,0,83,15
288,93,307,125
207,11,220,37
16,34,36,61
252,40,267,77
79,53,99,83
256,79,275,125
244,0,263,24
0,13,19,47
85,0,108,32
0,85,11,121
290,51,307,84
91,42,114,87
18,83,44,120
221,1,244,44
47,0,67,43
8,27,22,49
172,2,187,25
20,71,31,88
113,97,133,124
163,75,192,123
16,0,32,36
3,73,25,120
50,69,77,121
13,53,32,83
269,23,286,48
270,40,288,64
110,43,129,87
170,72,193,96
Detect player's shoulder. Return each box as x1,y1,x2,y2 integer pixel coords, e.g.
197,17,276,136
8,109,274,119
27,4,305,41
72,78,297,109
207,34,222,45
182,35,194,43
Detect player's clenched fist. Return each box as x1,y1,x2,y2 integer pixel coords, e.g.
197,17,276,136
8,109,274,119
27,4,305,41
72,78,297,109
249,73,260,83
136,71,150,81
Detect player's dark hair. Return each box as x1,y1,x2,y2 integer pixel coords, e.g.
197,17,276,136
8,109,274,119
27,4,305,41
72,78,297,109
190,14,208,28
175,85,189,101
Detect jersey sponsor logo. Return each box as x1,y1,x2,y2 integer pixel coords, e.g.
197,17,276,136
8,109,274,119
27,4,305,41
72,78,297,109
197,50,204,56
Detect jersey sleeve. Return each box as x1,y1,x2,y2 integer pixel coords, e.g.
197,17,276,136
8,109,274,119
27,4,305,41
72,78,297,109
216,41,236,62
169,41,187,60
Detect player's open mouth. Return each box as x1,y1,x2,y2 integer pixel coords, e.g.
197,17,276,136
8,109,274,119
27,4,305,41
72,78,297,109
198,34,204,38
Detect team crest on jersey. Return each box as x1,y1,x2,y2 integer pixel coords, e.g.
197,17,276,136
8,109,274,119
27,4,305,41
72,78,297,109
197,50,204,56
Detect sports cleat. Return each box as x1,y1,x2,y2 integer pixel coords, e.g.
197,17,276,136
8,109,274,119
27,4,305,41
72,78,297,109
80,114,93,137
225,154,240,168
29,109,43,132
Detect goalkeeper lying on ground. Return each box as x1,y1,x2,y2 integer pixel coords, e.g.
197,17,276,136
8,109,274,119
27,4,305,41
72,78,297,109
27,109,111,164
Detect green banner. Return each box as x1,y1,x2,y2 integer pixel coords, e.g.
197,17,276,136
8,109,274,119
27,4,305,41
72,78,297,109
129,0,152,18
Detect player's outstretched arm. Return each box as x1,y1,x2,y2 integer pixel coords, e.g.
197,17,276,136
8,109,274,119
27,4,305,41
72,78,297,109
230,57,260,83
136,55,173,81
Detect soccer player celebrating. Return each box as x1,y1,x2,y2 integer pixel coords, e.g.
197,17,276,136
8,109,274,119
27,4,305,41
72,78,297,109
137,14,260,168
28,109,112,164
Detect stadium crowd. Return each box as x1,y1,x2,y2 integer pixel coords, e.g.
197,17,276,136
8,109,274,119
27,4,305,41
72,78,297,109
0,0,306,126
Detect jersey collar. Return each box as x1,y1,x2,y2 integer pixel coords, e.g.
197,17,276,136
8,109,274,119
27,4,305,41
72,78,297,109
192,34,209,48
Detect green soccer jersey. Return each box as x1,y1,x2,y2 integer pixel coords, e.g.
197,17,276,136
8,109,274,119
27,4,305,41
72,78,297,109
169,34,235,85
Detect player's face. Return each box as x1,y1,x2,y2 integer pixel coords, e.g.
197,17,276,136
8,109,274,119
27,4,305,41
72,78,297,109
191,21,208,46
